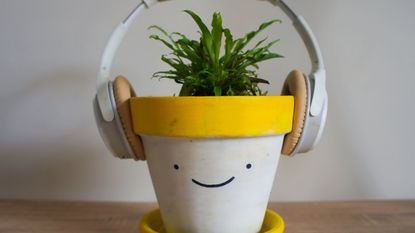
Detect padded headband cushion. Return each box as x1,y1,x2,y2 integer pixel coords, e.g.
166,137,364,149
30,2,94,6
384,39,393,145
113,76,146,160
281,70,308,156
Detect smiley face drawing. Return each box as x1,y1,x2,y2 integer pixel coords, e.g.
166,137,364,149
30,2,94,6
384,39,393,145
191,175,235,188
143,135,284,233
172,163,253,188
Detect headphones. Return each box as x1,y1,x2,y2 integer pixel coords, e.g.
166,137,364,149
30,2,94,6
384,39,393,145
94,0,328,161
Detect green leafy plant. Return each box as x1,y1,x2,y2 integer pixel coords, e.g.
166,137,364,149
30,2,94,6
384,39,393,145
149,10,283,96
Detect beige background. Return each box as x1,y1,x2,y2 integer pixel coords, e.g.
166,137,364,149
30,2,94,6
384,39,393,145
0,0,414,201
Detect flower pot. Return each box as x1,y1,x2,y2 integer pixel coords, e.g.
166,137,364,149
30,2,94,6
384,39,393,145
131,96,293,233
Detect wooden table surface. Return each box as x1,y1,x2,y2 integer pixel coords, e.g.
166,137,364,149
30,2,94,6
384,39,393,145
1,200,414,233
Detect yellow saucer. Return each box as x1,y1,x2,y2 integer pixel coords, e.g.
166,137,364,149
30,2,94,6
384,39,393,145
139,208,284,233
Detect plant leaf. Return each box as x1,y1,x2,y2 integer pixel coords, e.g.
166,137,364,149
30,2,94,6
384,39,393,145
149,35,176,52
232,19,281,56
213,86,222,96
211,12,223,67
184,10,215,64
222,28,234,66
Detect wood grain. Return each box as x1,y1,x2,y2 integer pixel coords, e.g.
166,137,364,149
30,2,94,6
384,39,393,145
0,200,414,233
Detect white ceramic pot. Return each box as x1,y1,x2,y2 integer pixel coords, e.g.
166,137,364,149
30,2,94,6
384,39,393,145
143,135,284,233
130,96,294,233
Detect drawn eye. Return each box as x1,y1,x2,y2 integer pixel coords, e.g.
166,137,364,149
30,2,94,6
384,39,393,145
174,164,180,170
246,163,252,169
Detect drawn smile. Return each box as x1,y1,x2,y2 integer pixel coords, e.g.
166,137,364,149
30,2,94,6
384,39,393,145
191,177,235,188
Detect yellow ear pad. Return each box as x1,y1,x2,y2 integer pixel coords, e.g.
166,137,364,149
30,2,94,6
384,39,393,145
280,70,308,156
113,76,146,160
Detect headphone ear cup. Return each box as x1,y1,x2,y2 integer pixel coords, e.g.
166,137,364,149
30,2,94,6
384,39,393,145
281,70,308,156
113,76,146,160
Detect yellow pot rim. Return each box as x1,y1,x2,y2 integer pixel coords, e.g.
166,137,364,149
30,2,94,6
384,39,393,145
130,96,294,138
139,208,285,233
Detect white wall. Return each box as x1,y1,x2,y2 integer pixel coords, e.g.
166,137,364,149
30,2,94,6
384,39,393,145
1,0,414,202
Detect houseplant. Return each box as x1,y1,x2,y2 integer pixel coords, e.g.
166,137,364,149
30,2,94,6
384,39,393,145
148,10,282,97
131,10,293,233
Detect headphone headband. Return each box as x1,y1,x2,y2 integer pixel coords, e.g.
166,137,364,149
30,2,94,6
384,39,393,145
96,0,326,124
